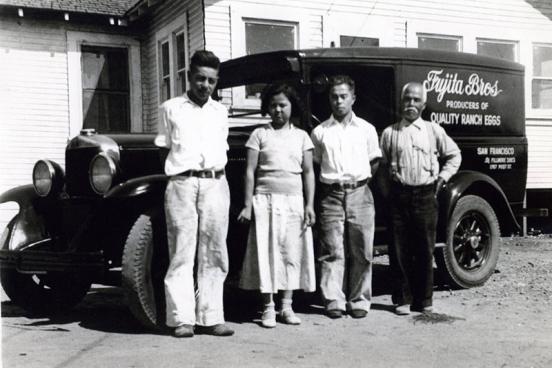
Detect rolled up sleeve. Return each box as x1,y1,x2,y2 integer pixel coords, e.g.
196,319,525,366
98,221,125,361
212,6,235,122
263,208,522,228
436,126,462,182
154,104,171,149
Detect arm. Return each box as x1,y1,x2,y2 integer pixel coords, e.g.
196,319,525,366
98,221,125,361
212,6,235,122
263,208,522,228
301,149,316,227
377,128,392,199
154,104,172,170
237,148,259,223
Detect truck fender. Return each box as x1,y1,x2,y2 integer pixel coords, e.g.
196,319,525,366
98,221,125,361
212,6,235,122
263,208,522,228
0,185,48,251
438,170,520,238
104,174,169,199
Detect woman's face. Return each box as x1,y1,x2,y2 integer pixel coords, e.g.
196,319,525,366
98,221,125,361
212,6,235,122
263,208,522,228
268,92,292,128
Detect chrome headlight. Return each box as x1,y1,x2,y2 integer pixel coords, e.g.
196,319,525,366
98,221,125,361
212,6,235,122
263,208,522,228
32,160,64,197
89,153,118,195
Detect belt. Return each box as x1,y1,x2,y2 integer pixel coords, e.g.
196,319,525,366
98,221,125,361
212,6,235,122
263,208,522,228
322,178,368,190
177,169,225,179
391,182,434,192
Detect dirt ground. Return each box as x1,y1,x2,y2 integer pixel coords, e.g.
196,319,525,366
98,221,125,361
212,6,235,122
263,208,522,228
2,236,552,368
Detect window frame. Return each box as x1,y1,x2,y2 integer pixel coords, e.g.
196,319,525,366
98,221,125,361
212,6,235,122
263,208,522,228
476,38,519,62
531,43,552,114
67,31,142,137
155,13,189,105
417,33,463,52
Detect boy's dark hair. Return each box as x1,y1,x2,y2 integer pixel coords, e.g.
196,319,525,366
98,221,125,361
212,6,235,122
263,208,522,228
260,83,303,119
190,50,220,71
328,74,355,94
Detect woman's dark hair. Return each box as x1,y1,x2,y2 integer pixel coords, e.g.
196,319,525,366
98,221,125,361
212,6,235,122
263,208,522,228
260,83,303,119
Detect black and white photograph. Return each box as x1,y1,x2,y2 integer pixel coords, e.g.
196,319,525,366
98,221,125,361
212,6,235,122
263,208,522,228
1,1,552,367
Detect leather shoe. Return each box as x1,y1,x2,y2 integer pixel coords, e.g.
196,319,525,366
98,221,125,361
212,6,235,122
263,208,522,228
349,309,367,319
326,309,344,319
411,305,433,313
173,324,194,338
196,324,235,336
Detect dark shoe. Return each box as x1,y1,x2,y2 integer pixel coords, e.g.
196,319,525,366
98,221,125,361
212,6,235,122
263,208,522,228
196,324,235,336
411,304,433,313
173,324,194,338
326,309,344,319
349,309,368,319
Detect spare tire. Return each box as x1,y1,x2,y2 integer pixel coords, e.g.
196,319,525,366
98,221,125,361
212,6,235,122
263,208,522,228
122,211,169,331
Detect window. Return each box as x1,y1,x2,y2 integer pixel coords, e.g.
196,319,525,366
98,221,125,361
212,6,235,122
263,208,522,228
532,44,552,110
81,46,130,133
477,39,517,61
244,19,297,99
340,36,379,48
418,34,462,52
156,14,188,103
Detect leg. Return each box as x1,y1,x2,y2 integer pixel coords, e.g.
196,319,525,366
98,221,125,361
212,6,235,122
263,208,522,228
279,290,300,325
411,187,438,310
318,187,347,314
196,177,230,326
164,178,199,328
389,186,414,308
344,185,375,315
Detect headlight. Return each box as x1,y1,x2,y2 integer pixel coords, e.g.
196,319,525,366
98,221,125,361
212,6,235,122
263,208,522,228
89,153,118,194
32,160,64,197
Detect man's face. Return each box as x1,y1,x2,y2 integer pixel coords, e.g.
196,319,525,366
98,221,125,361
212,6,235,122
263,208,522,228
401,84,426,122
187,66,219,105
329,83,355,120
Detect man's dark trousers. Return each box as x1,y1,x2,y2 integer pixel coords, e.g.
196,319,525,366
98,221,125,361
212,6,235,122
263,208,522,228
388,182,438,309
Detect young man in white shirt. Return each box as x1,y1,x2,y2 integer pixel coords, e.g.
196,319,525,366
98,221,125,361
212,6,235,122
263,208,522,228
311,75,382,319
155,50,233,337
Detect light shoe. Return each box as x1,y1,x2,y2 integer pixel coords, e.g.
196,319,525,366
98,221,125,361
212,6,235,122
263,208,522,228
395,304,411,315
279,309,301,325
261,308,276,328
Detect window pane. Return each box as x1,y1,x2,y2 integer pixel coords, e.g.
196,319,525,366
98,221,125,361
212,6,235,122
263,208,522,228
245,22,295,54
340,36,379,47
477,41,516,61
418,36,460,52
83,91,129,132
82,46,128,90
161,78,170,102
533,45,552,77
81,46,130,133
176,33,186,70
161,41,170,77
176,71,186,97
532,80,552,109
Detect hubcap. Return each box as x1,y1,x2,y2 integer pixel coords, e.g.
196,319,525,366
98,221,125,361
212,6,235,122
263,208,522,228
452,211,490,271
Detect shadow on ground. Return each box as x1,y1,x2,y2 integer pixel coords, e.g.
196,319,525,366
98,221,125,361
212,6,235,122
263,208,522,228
2,262,453,334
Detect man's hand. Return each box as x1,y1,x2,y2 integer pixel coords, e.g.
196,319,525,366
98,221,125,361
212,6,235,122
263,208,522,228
434,177,446,197
237,205,252,223
304,205,316,228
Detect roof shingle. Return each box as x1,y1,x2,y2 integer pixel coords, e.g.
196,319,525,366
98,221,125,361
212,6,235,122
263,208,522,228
0,0,141,16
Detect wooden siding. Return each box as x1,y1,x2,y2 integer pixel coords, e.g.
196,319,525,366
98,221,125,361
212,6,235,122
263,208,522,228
0,17,69,229
527,121,552,189
140,0,204,133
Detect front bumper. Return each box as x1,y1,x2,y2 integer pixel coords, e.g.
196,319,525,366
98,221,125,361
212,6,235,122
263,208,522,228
0,249,105,274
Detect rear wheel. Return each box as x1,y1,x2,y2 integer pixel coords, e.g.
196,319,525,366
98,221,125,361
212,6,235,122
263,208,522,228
436,195,500,288
121,211,169,331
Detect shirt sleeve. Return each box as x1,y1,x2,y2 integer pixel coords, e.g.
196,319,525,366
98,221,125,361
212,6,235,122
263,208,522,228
245,128,261,151
154,103,171,149
220,106,229,151
379,127,391,165
434,125,462,182
310,128,322,164
367,124,382,161
302,130,314,151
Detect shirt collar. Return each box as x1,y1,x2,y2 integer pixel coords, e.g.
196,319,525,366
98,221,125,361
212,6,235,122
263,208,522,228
400,117,424,129
182,93,215,108
329,112,358,126
268,122,294,130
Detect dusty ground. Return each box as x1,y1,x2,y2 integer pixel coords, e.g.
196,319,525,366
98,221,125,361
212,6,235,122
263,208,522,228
2,236,552,368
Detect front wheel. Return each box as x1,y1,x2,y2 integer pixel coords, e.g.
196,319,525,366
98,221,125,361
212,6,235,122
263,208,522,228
121,211,169,331
436,195,500,288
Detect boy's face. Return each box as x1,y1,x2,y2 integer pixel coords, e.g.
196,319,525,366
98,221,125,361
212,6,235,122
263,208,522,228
329,83,355,120
187,66,219,105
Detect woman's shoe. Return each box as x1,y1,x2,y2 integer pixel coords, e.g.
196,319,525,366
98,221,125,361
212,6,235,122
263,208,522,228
279,309,301,325
261,308,276,328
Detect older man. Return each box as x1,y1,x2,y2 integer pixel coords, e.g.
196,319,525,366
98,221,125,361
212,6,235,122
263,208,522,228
311,75,381,319
155,50,233,337
379,82,461,315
